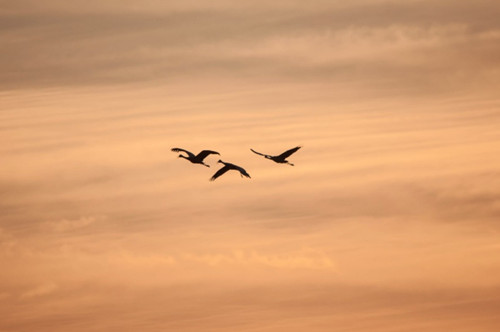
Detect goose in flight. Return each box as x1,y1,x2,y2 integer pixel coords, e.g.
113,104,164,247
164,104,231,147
171,148,220,167
250,146,301,166
210,160,251,181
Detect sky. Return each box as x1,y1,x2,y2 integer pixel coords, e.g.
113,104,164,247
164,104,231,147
1,0,500,331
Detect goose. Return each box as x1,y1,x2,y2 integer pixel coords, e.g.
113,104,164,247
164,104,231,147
250,146,301,166
171,148,220,167
210,160,251,181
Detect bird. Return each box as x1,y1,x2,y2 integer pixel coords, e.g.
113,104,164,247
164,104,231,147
171,148,220,167
250,146,301,166
210,160,251,181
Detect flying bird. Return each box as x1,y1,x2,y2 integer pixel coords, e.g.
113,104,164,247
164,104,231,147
171,148,220,167
250,146,301,166
210,160,251,181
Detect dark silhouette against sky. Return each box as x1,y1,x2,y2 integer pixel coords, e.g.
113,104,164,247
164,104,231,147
171,148,220,167
251,146,301,166
210,160,251,181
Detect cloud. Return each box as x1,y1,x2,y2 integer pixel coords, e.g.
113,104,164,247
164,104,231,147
20,283,58,299
1,1,500,331
0,228,17,251
1,0,499,95
407,174,500,223
183,249,335,270
43,216,105,232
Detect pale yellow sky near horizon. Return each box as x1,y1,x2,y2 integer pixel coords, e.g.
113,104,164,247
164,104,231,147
1,1,500,331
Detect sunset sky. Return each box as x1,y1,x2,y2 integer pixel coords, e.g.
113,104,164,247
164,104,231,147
1,1,500,331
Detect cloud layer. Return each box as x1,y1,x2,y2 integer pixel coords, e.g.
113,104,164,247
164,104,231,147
1,0,500,331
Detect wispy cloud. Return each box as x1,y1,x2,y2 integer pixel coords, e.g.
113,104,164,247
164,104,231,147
43,216,105,232
1,0,500,331
1,0,499,95
20,283,58,299
0,228,17,252
183,249,335,270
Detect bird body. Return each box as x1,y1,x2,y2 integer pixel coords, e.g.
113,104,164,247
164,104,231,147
210,160,251,181
250,146,301,166
171,148,220,167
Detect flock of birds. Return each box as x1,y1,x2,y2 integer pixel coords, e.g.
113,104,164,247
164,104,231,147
171,146,302,181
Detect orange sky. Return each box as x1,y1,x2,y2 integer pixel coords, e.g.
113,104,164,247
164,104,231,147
1,1,500,331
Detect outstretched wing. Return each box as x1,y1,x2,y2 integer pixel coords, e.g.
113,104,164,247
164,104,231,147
196,150,220,161
171,148,195,158
250,148,270,158
276,146,301,159
236,166,251,179
210,166,230,181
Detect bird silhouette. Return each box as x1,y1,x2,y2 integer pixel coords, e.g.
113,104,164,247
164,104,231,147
171,148,220,167
250,146,301,166
210,160,251,181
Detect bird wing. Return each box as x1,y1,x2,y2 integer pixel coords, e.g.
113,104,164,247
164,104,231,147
276,146,301,159
236,166,251,179
250,148,270,158
171,148,195,158
196,150,220,161
210,165,230,181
